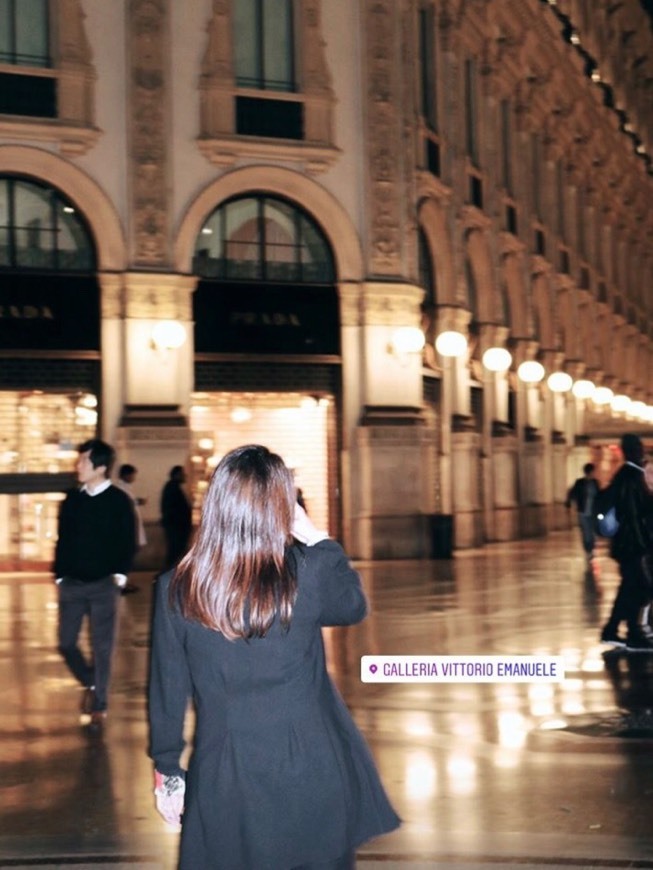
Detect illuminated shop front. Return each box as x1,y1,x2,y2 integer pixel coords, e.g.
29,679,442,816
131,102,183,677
0,176,100,567
190,193,341,535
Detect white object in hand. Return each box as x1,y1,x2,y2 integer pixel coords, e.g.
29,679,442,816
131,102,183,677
154,771,185,828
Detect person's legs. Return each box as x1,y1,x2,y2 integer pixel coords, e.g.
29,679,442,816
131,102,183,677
87,577,119,712
579,516,595,556
57,580,94,687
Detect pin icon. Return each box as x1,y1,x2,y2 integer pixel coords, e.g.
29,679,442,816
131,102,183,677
369,664,377,674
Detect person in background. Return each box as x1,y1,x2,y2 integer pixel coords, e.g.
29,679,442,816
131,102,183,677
600,433,653,650
149,444,400,869
160,465,192,570
565,462,600,564
54,439,137,730
115,463,147,594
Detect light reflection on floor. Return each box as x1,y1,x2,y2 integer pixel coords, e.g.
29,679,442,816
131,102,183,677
2,531,653,868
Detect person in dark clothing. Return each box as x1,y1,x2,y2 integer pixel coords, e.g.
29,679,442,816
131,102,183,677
600,433,653,650
566,463,600,563
160,465,192,570
149,445,400,869
54,439,137,728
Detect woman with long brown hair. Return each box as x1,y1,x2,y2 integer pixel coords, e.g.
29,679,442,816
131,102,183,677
148,444,400,869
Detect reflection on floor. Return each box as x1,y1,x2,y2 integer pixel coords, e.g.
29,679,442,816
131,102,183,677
2,531,653,869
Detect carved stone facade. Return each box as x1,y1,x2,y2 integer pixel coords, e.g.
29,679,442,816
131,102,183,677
127,0,170,267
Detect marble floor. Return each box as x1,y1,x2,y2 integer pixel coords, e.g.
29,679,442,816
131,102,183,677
2,530,653,869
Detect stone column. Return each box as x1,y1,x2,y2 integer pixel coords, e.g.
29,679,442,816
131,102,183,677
349,282,431,559
100,271,196,568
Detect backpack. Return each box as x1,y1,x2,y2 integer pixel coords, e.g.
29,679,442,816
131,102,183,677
594,462,645,538
594,484,619,538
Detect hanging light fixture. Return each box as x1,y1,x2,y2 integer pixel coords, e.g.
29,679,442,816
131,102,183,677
482,347,512,372
517,360,545,383
435,330,467,358
547,372,572,393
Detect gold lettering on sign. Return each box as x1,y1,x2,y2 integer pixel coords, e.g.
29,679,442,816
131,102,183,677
230,312,301,327
0,305,55,319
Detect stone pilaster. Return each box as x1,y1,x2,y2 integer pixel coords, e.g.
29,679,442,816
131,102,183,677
127,0,171,268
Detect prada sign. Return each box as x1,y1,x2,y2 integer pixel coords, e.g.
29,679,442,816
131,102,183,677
0,274,100,351
194,282,340,356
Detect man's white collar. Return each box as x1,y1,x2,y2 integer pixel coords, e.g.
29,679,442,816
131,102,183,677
81,479,112,496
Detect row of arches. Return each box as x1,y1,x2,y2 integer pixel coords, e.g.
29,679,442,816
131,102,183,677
0,145,592,385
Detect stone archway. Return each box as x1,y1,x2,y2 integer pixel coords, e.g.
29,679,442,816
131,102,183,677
174,166,363,282
0,145,126,271
417,197,455,304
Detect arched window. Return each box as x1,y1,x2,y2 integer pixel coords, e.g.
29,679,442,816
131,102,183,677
0,176,96,271
193,195,335,284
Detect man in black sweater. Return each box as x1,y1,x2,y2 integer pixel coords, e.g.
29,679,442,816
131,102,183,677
54,439,137,728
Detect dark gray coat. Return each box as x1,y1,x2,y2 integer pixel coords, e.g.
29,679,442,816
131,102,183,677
149,540,400,869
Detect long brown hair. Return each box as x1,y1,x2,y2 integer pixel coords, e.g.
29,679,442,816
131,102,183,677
170,444,297,639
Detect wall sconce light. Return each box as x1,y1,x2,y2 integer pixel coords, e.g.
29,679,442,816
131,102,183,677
482,347,512,372
593,386,614,405
151,320,186,351
611,394,631,414
645,406,653,423
547,372,572,393
388,326,425,356
517,360,545,383
630,400,647,420
571,379,595,400
435,330,467,358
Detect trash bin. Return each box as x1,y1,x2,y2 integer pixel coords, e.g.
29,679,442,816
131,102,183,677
430,514,454,558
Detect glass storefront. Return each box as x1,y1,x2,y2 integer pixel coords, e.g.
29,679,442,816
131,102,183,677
0,390,98,566
189,391,332,532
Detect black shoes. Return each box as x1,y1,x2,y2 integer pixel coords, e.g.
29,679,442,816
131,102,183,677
80,686,96,714
626,626,653,652
600,626,626,648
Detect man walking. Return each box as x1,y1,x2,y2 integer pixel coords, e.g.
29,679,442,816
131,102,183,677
160,465,192,570
600,433,653,650
54,439,137,728
115,463,147,594
565,463,600,563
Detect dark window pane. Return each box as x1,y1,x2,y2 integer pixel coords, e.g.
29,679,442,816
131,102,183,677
0,72,56,117
236,96,303,139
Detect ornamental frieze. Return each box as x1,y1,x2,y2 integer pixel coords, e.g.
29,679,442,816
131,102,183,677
128,0,170,267
364,0,403,275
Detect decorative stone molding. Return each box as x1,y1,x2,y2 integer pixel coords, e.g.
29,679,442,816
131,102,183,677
127,0,170,268
197,0,339,174
363,0,404,276
338,283,362,328
123,273,196,320
359,283,423,327
99,272,197,321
